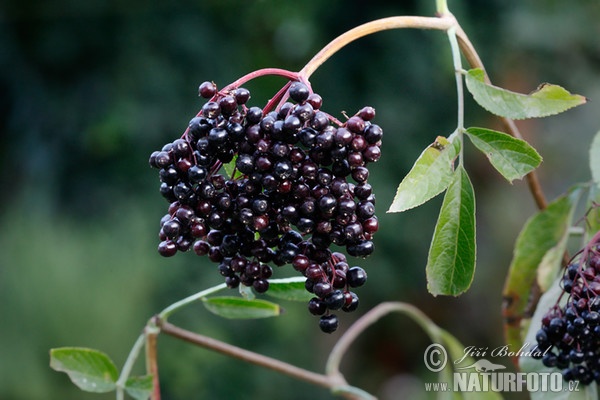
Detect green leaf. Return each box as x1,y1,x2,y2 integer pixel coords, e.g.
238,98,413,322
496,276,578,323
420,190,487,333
388,136,459,213
223,155,243,180
590,130,600,186
125,375,154,400
520,276,598,399
586,185,600,242
266,277,314,302
465,68,587,120
536,231,570,292
49,347,118,393
426,166,476,296
202,296,282,319
502,189,581,351
465,127,542,182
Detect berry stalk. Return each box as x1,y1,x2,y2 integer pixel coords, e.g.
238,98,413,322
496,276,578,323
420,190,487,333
221,68,301,92
299,16,456,80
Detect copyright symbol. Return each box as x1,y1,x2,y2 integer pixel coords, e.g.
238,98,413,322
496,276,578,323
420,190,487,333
424,343,448,372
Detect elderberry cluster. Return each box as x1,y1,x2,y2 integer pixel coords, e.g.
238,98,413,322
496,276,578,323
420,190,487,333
149,80,383,332
532,240,600,384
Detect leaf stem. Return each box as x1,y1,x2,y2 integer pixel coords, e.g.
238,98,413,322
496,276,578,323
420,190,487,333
436,0,450,15
446,26,465,166
115,332,146,400
157,282,227,320
299,16,456,80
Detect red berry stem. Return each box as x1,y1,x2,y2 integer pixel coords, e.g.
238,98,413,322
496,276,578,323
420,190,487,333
262,80,293,114
221,68,301,92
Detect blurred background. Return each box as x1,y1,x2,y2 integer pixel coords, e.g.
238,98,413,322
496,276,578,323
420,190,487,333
1,0,599,399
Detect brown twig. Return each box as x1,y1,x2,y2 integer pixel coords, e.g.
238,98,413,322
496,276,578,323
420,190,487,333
154,318,372,399
145,326,161,400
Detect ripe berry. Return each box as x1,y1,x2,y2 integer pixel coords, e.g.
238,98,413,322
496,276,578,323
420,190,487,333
319,314,339,333
342,291,359,312
308,297,327,315
289,81,310,103
198,81,217,98
347,266,368,287
150,80,383,333
234,87,250,104
158,240,177,257
324,290,345,310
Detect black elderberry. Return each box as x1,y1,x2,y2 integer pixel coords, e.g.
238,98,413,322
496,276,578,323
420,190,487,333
289,81,310,103
342,291,360,312
308,297,327,315
313,281,333,298
319,314,339,333
151,81,383,333
347,240,374,257
542,353,558,368
158,240,177,257
253,279,269,293
347,266,368,287
364,124,383,143
198,81,217,98
324,290,345,310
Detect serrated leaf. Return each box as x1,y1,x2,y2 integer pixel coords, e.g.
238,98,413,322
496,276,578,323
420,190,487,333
426,166,476,296
590,130,600,186
502,189,581,351
266,277,314,302
465,68,587,120
465,127,542,182
520,276,598,399
50,347,118,393
125,375,153,400
202,296,282,319
388,136,459,213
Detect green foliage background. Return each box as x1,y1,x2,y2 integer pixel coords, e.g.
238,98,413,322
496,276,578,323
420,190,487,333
1,1,599,399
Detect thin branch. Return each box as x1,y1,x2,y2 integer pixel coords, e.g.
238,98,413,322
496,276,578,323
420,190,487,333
326,302,443,378
158,283,227,320
145,326,161,400
299,16,456,80
115,333,146,400
155,319,373,399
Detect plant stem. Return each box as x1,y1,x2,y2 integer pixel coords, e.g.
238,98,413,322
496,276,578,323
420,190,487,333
158,282,227,320
436,0,450,15
299,16,456,80
446,26,465,165
115,332,146,400
326,302,443,378
156,319,371,399
221,68,300,92
145,325,161,400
